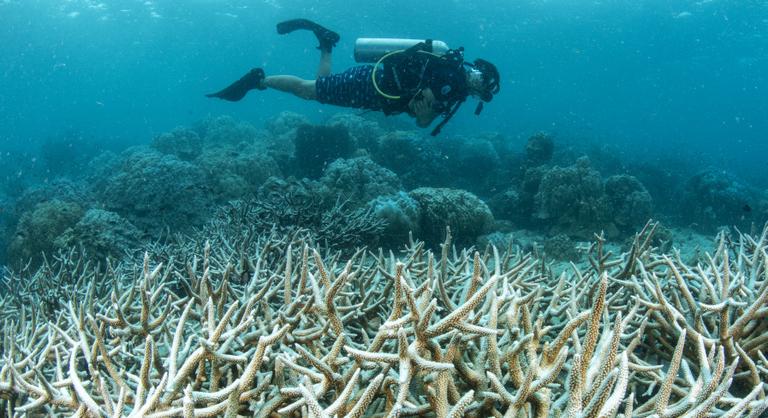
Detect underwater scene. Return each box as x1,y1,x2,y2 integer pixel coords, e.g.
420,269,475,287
1,0,767,416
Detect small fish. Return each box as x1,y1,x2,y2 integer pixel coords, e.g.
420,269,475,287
743,204,752,213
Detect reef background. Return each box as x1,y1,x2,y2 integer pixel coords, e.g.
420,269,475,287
1,0,767,265
1,1,767,178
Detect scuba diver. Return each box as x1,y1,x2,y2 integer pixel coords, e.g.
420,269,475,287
206,19,500,136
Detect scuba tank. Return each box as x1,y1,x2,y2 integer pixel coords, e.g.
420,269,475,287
354,38,450,63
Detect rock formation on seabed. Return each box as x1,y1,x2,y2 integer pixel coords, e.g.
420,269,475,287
0,221,767,417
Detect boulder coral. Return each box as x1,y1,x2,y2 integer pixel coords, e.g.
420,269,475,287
196,115,262,147
603,174,653,233
151,127,203,161
320,157,401,207
264,111,310,164
368,191,421,246
524,131,554,166
98,147,212,231
682,169,757,231
409,187,494,246
326,112,385,155
7,199,84,265
488,188,526,225
196,144,281,199
294,124,354,179
534,156,609,237
434,135,500,194
13,178,93,218
54,208,142,261
266,111,311,138
373,130,449,189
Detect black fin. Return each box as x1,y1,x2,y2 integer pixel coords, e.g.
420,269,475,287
276,18,340,52
206,68,265,101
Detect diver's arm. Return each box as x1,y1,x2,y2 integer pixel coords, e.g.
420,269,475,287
409,89,440,128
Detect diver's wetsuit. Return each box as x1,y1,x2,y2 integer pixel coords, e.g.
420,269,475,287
315,65,385,110
315,48,470,115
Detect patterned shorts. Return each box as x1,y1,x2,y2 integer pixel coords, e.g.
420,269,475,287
316,65,383,110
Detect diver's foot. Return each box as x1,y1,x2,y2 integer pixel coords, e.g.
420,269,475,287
276,18,340,52
206,68,266,101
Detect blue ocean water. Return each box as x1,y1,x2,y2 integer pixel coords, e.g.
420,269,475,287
1,0,766,180
0,0,766,255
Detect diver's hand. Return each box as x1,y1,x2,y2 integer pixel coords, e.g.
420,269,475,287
409,89,438,127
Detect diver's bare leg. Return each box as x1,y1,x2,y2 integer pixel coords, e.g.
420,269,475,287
317,50,332,78
262,76,317,100
261,48,328,100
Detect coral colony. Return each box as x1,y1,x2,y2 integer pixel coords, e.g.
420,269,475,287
0,113,767,416
1,221,767,416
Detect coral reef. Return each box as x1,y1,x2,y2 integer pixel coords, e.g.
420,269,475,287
0,223,766,417
409,187,494,246
294,124,354,179
151,127,203,161
320,157,401,207
488,188,526,226
53,209,143,262
39,132,102,178
603,174,653,234
4,113,767,278
492,158,656,240
266,111,311,139
524,132,554,166
326,113,385,155
682,169,757,232
6,199,84,265
263,112,310,168
195,115,263,148
195,144,281,199
97,147,213,231
0,192,9,251
434,135,501,194
211,177,385,251
12,178,93,218
534,156,609,237
373,131,449,189
368,192,421,246
542,232,580,260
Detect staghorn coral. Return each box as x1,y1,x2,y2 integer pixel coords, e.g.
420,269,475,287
0,222,767,417
207,177,385,251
